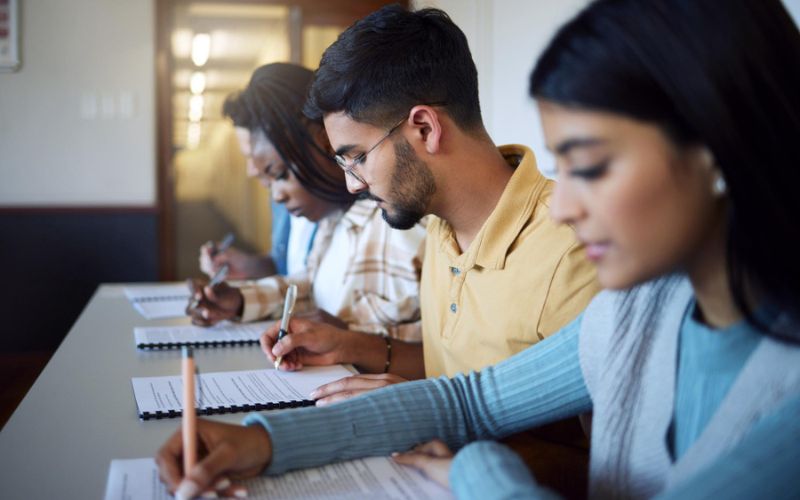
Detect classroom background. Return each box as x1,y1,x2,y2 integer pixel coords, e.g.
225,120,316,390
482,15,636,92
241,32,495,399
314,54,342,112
1,0,799,428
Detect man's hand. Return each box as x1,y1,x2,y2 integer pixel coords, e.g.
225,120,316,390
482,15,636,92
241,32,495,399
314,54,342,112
392,439,454,489
260,317,354,371
199,244,275,280
156,419,272,499
310,373,408,406
186,279,243,326
296,308,348,330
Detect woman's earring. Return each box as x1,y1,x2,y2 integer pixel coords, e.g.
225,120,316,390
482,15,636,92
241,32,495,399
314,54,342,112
711,171,728,196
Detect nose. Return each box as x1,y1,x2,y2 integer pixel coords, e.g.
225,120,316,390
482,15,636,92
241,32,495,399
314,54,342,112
271,184,288,204
345,171,368,194
550,178,584,226
245,159,259,178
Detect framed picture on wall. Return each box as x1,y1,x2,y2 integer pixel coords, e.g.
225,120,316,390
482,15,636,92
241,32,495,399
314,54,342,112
0,0,20,72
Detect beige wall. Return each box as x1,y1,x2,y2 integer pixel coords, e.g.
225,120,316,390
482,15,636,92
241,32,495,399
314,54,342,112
414,0,800,175
4,0,798,209
303,25,341,69
413,0,589,175
0,0,156,206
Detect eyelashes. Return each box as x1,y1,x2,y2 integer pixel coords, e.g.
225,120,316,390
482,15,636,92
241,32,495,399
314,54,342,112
261,166,289,181
569,162,608,180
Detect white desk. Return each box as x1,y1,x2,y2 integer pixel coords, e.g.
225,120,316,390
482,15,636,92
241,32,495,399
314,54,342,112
0,284,277,499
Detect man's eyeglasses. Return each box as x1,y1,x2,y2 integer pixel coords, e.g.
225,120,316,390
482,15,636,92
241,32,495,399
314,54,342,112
333,117,406,184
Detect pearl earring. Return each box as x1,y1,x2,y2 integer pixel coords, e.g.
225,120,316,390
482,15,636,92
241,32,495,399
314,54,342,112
712,172,727,196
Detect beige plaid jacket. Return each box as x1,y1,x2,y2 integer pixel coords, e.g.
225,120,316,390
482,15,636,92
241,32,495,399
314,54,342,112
239,199,425,341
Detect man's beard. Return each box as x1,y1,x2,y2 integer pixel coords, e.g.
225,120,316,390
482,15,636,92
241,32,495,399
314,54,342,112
379,139,436,230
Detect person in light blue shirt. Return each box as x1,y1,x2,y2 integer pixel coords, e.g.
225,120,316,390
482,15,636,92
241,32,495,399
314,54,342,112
267,199,291,276
266,199,318,277
156,2,800,499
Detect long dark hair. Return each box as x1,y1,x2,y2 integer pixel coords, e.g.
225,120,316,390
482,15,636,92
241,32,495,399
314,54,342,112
223,63,355,206
530,0,800,340
531,1,800,493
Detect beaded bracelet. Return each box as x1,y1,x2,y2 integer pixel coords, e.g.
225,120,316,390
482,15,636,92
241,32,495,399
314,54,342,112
383,336,393,373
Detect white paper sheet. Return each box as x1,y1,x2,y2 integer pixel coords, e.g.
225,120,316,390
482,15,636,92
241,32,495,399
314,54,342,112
124,284,191,320
134,321,274,349
131,365,353,418
104,456,454,500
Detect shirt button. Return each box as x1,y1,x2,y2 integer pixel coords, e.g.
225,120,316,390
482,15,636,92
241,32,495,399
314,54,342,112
450,266,461,276
450,303,457,313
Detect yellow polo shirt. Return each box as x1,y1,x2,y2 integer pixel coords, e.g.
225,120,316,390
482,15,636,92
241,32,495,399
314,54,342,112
421,144,599,377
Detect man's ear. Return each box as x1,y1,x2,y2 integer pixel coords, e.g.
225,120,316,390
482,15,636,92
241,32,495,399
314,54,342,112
310,122,334,155
408,105,442,155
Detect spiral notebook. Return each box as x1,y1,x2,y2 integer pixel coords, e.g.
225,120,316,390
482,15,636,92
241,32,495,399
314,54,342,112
134,321,274,349
131,365,353,420
124,284,191,320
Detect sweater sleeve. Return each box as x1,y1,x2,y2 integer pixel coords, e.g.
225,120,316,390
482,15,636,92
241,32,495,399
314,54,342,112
243,316,591,476
450,441,561,500
656,392,800,500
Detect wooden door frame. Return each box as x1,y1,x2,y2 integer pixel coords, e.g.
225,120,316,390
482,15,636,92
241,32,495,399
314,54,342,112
154,0,407,280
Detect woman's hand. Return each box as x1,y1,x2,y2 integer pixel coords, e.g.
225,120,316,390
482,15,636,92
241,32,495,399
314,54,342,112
156,419,272,499
310,373,409,406
392,439,454,489
200,244,275,280
185,279,243,326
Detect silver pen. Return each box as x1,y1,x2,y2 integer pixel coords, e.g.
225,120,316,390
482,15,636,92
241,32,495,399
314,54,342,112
274,284,298,369
214,232,235,255
187,263,229,311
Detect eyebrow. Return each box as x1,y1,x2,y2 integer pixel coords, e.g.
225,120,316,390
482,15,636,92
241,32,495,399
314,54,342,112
552,137,606,155
334,144,357,157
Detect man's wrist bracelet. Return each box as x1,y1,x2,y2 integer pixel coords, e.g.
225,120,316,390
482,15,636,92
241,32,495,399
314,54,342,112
383,336,393,374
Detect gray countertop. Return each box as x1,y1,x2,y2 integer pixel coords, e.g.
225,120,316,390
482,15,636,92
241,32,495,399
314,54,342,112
0,284,279,499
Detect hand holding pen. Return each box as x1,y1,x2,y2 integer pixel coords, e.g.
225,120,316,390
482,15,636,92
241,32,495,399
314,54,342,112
274,284,298,369
199,232,234,278
187,263,229,311
185,265,244,327
167,347,250,500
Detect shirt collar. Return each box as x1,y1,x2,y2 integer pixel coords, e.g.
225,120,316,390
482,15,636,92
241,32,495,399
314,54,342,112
435,144,548,270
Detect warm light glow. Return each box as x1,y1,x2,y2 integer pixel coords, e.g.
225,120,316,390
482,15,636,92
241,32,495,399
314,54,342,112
191,33,211,66
187,123,202,149
188,95,204,122
189,72,206,95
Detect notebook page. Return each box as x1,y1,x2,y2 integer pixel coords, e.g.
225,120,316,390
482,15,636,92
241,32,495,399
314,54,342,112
131,365,353,416
134,321,274,348
124,284,191,320
104,456,454,500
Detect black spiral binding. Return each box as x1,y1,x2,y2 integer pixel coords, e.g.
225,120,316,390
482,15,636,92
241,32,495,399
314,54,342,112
139,399,316,421
131,295,190,303
136,339,260,350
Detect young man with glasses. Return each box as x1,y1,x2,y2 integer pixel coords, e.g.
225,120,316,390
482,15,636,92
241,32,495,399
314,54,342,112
259,6,599,404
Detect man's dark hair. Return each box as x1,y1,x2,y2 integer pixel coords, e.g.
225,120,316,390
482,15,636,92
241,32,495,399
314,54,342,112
305,5,482,131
